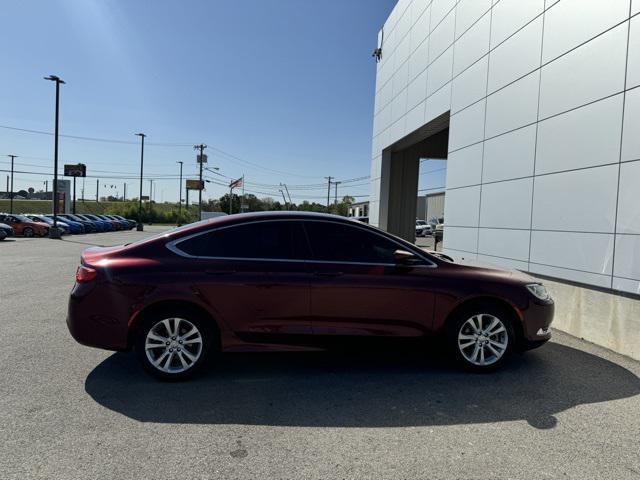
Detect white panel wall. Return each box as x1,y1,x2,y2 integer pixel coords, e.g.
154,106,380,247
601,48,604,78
371,0,639,295
479,178,533,229
482,125,536,182
538,23,627,119
535,95,623,174
490,0,544,49
542,0,629,63
628,15,640,89
485,71,540,138
488,16,543,93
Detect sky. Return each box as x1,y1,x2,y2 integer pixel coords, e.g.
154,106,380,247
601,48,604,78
0,0,445,205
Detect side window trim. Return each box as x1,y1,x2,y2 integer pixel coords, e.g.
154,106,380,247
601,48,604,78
166,218,437,268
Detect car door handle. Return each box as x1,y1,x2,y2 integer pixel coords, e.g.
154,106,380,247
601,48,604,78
313,271,344,278
205,269,236,276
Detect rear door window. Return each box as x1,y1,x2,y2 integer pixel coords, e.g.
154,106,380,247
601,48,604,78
175,220,310,260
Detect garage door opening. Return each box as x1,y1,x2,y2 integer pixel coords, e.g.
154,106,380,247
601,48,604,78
377,112,449,242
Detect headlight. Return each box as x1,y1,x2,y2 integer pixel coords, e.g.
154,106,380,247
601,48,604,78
526,283,551,301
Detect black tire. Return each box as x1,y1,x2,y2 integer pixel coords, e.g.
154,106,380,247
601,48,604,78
134,309,216,381
0,231,6,241
446,303,516,372
23,227,34,238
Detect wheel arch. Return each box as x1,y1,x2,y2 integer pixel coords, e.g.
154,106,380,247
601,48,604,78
127,299,221,350
443,295,525,346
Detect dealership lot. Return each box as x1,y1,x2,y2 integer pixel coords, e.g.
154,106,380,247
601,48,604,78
1,227,639,479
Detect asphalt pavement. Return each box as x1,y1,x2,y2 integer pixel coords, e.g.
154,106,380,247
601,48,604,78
1,226,639,479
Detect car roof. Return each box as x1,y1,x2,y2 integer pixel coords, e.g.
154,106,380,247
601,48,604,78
208,211,357,223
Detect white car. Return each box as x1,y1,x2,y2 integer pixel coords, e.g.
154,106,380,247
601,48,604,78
415,220,432,237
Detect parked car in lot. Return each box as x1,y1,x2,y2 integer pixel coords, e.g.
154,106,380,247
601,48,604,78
67,211,554,381
0,213,49,237
59,214,95,233
94,214,122,230
108,214,136,229
76,214,111,232
25,214,71,235
0,222,14,240
415,220,432,237
45,214,85,234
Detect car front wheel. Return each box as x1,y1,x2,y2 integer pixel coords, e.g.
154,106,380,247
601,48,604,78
23,227,34,237
135,312,214,381
448,306,514,372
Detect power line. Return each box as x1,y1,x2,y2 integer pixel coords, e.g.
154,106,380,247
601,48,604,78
0,123,324,179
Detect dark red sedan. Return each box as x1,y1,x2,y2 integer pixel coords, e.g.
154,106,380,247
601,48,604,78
67,212,554,380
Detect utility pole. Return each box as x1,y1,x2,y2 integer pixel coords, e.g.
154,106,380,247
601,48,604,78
44,74,65,238
7,155,17,214
324,176,333,212
44,180,48,193
81,177,84,202
282,183,292,206
177,161,183,218
334,181,341,205
72,176,76,214
135,133,146,230
123,183,127,201
194,144,207,221
279,189,288,209
96,179,99,202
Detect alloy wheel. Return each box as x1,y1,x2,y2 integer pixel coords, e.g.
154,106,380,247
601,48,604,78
144,317,203,374
457,314,509,366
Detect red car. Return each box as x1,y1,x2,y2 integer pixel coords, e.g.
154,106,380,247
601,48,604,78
67,212,554,380
0,213,50,237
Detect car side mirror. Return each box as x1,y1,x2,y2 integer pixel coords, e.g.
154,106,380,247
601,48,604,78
394,249,415,264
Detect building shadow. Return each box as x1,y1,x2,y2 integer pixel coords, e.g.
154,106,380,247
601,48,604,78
85,342,639,429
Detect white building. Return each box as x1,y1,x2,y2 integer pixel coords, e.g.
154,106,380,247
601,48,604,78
370,0,640,359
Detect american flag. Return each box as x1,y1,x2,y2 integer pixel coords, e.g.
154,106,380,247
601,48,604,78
229,177,243,189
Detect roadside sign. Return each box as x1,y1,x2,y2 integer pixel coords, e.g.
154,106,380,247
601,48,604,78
64,163,86,177
186,179,204,190
141,195,150,201
196,154,208,164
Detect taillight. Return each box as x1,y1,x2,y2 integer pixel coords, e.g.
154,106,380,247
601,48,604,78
76,266,97,283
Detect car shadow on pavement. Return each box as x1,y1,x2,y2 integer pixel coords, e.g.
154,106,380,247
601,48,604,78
85,342,639,430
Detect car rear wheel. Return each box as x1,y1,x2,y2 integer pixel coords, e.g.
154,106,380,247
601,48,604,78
0,231,6,241
135,312,214,381
447,305,514,372
23,227,34,237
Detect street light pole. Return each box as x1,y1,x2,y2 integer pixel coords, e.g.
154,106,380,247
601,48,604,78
135,133,146,231
44,75,65,239
7,155,17,214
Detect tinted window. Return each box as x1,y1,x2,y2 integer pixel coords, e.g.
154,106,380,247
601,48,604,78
176,221,309,260
304,221,402,264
